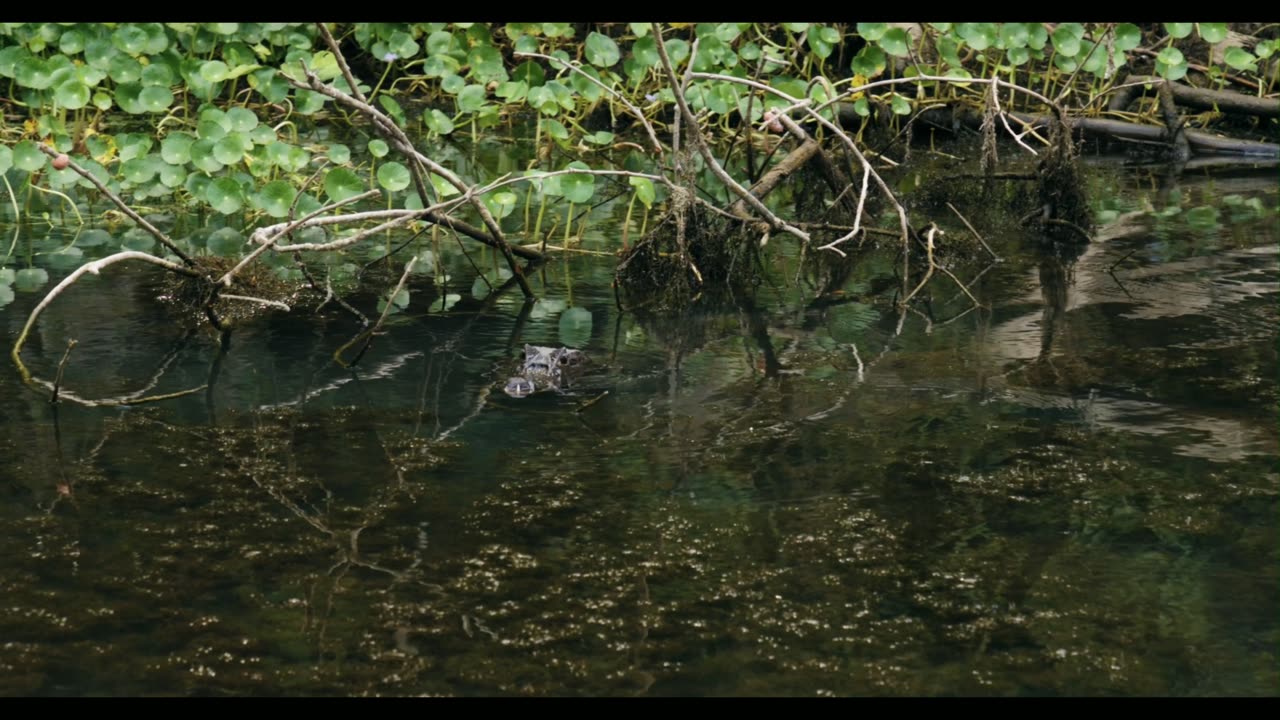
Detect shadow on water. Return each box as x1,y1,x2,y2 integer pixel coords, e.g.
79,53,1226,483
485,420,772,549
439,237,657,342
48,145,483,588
0,155,1276,696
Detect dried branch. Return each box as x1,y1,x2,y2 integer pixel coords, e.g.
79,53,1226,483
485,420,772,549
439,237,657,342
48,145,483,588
652,24,811,244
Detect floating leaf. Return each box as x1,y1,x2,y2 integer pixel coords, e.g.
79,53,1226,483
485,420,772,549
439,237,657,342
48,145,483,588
558,306,593,348
206,227,245,256
14,268,49,292
121,228,156,252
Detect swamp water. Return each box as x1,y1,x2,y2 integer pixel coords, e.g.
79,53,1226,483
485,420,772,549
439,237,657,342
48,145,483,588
0,152,1276,696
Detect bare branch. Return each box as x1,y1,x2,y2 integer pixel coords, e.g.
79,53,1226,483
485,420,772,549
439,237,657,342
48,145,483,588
651,24,810,244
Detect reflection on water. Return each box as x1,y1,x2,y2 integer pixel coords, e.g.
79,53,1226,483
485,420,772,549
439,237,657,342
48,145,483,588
0,163,1276,696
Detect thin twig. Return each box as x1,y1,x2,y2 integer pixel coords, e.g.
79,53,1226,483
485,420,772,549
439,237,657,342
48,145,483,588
50,339,77,404
945,201,999,260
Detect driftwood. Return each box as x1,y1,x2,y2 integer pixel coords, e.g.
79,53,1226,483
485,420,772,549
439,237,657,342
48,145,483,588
903,105,1280,158
1115,76,1280,119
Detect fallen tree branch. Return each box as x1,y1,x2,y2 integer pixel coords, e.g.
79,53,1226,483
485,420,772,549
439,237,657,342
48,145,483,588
1122,75,1280,118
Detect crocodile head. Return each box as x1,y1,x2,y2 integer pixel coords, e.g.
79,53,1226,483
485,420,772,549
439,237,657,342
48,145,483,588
503,345,589,398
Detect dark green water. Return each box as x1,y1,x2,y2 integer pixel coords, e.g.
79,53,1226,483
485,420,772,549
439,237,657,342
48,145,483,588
1,157,1276,696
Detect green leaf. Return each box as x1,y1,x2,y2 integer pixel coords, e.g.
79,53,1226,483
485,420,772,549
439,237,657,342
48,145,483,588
512,60,545,86
561,161,595,203
0,145,11,174
483,190,517,220
259,180,297,218
1198,23,1228,44
1052,25,1082,56
890,93,912,115
457,83,488,113
424,108,454,135
377,161,411,192
584,31,620,67
1223,47,1256,71
629,176,655,208
200,59,230,83
53,79,91,109
226,107,259,133
206,227,245,257
633,36,659,68
856,23,887,41
367,138,389,158
190,139,223,173
213,135,247,165
14,268,49,292
1164,23,1193,39
879,28,911,58
324,167,364,203
1156,47,1187,80
958,23,997,51
558,307,592,348
121,228,156,252
141,63,175,87
206,177,245,214
999,23,1030,49
543,117,569,140
468,45,507,83
326,143,351,164
1114,23,1142,52
850,45,887,77
807,26,834,60
664,38,690,67
12,140,46,172
138,85,173,112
